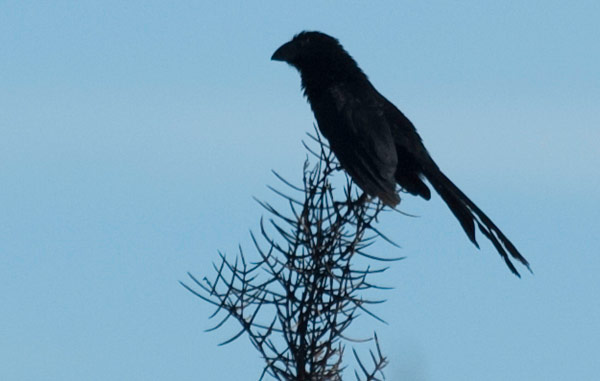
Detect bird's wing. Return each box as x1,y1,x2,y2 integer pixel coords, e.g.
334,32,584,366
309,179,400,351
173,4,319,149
352,93,432,200
379,97,429,160
324,89,400,206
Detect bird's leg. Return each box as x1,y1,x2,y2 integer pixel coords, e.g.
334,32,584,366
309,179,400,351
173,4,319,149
354,192,370,206
332,191,370,216
345,192,371,214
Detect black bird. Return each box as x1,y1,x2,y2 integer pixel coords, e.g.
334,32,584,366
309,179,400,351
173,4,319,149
272,31,530,276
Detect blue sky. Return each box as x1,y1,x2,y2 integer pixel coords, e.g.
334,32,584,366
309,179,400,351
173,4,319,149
1,1,599,380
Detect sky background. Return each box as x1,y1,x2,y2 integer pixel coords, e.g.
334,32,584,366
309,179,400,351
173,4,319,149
1,1,599,380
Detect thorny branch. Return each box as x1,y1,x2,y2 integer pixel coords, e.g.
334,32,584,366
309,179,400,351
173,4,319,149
182,129,401,380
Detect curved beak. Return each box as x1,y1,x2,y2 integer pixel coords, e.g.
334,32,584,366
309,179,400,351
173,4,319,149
271,41,298,62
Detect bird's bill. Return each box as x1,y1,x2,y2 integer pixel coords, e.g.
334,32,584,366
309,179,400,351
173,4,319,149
271,40,298,62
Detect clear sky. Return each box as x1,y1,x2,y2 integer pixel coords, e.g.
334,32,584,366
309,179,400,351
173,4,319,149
1,1,599,380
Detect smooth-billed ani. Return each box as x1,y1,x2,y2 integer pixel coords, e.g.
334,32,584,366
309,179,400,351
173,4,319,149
271,31,530,276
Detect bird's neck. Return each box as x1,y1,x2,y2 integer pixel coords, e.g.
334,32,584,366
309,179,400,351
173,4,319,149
300,64,367,103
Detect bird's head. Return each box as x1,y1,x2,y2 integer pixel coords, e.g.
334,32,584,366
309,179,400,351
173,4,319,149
271,31,362,84
271,31,341,66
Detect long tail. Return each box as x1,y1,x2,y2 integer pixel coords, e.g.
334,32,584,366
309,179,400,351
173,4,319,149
422,164,531,277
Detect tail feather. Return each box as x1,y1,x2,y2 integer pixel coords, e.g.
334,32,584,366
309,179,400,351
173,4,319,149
423,165,531,277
